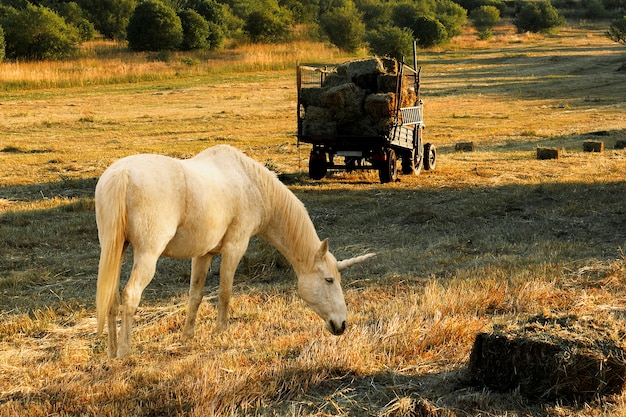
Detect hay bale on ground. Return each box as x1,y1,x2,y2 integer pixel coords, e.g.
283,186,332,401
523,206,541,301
615,140,626,149
583,140,604,152
537,147,560,160
468,313,626,402
455,142,474,152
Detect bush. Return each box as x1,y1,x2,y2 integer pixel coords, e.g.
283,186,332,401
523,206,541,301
435,0,468,38
366,26,415,61
244,9,292,43
77,0,136,41
319,7,365,52
607,16,626,44
53,1,96,41
127,0,183,51
514,0,565,33
178,8,210,50
1,4,80,60
413,16,448,48
470,5,500,39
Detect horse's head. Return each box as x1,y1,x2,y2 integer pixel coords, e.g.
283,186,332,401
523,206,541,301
297,239,375,336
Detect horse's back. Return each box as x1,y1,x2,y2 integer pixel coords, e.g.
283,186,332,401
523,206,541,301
97,154,188,253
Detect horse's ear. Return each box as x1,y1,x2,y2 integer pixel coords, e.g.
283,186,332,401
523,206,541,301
337,253,376,271
316,238,329,260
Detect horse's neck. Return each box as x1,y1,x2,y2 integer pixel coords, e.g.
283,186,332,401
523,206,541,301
259,183,319,275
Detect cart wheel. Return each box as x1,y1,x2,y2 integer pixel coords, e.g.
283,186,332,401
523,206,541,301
378,148,398,183
309,150,327,180
424,143,436,171
402,149,423,175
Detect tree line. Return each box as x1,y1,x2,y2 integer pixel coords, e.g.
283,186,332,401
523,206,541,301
0,0,624,61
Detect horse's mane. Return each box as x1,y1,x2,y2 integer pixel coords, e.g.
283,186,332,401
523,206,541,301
205,146,320,262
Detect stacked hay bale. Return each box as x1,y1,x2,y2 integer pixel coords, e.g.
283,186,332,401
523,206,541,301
469,313,626,402
300,57,417,138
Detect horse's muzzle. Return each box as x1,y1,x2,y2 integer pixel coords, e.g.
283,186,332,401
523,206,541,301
328,320,347,336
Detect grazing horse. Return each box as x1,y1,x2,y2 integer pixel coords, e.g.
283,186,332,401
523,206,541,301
95,145,375,358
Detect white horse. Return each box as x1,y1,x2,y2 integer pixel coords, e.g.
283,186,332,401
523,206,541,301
95,145,374,358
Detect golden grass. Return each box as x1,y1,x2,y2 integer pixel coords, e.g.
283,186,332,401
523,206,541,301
1,25,626,416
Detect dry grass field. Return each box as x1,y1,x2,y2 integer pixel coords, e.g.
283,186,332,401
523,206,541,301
1,23,625,416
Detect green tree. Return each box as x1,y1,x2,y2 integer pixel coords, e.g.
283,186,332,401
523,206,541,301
435,0,467,38
391,2,434,30
1,3,80,60
514,0,565,33
470,5,500,39
319,6,365,52
365,26,414,61
244,8,292,42
77,0,136,40
413,16,448,47
127,0,183,51
607,16,626,44
355,0,392,30
53,1,96,41
178,8,210,49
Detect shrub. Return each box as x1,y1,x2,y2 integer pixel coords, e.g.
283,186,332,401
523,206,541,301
514,0,565,33
319,7,365,52
244,8,292,43
435,0,468,38
470,5,500,39
178,8,210,50
355,0,392,30
186,0,227,26
391,2,433,30
607,16,626,44
53,1,96,41
413,16,448,48
1,4,80,60
366,26,415,61
77,0,136,41
127,0,183,51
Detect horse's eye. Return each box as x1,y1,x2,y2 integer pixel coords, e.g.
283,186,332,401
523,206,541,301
325,277,334,284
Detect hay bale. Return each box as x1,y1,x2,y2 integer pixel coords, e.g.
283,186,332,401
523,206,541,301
320,83,361,110
537,147,560,160
377,74,398,93
364,93,395,118
300,57,415,137
299,87,324,107
615,140,626,149
322,72,349,88
583,140,604,152
468,314,626,402
455,142,474,152
302,106,336,136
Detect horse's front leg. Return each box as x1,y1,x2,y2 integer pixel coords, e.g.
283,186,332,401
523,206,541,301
117,253,157,358
182,253,213,341
215,240,249,333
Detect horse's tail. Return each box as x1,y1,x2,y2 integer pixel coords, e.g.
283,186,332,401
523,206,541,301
95,168,128,335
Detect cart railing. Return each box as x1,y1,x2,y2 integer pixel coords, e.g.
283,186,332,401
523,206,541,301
398,105,424,127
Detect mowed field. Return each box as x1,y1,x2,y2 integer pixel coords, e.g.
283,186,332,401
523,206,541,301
1,23,625,416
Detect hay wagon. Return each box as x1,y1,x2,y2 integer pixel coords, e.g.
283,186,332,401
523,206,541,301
296,52,436,183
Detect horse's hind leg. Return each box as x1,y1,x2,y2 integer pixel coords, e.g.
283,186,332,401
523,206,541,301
182,253,213,341
117,252,158,358
107,291,120,358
